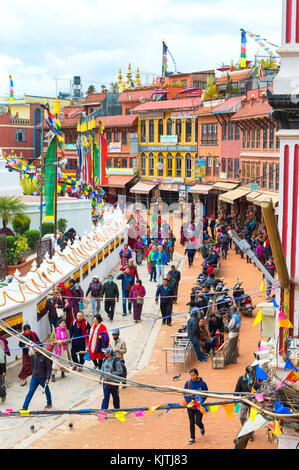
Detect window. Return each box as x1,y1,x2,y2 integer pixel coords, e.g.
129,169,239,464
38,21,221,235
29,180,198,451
242,130,246,149
251,128,256,149
234,159,240,180
106,158,112,168
141,153,146,176
158,153,164,177
158,119,164,142
269,124,275,149
201,123,217,145
228,122,234,140
167,153,173,177
176,153,182,177
247,129,251,149
246,162,250,183
140,120,146,143
235,124,240,140
275,165,279,191
122,158,127,168
221,158,227,174
213,157,219,177
222,122,227,141
262,163,267,189
256,163,261,185
251,162,256,182
185,119,192,143
106,131,112,144
114,131,120,142
228,158,234,179
241,162,246,183
206,156,212,176
16,129,26,142
149,153,155,177
114,157,120,168
149,120,155,143
185,153,192,178
276,124,280,149
263,125,268,149
121,131,127,145
269,163,274,190
256,128,261,149
166,118,173,136
175,119,182,143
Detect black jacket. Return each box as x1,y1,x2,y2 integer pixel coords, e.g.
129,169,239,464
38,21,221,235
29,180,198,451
31,353,52,380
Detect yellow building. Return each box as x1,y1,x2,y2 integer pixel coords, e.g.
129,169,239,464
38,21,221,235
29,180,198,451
0,94,71,120
131,97,201,201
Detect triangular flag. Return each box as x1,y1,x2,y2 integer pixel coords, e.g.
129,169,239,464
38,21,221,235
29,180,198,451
274,399,292,415
261,279,266,298
20,410,30,416
278,310,287,321
275,380,285,391
285,371,299,383
115,411,127,422
234,403,241,413
148,405,161,413
255,365,269,380
251,387,257,393
97,411,107,421
222,403,234,419
199,405,208,415
207,405,219,417
252,309,263,327
284,359,298,371
250,407,259,421
278,319,294,329
273,420,282,435
165,403,181,414
255,393,264,403
134,410,145,418
270,297,279,308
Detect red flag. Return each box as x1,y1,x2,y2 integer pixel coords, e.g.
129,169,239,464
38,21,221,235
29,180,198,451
100,134,109,186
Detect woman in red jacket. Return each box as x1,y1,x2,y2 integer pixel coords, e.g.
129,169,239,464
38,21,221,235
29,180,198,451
88,314,109,369
58,282,74,330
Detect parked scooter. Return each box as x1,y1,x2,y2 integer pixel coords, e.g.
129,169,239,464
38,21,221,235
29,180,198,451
233,278,255,317
215,288,233,317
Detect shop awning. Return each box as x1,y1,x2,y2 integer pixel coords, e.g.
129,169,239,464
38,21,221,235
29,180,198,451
188,184,213,195
246,191,262,202
213,182,238,191
130,181,158,194
102,175,135,188
219,187,251,204
252,192,279,207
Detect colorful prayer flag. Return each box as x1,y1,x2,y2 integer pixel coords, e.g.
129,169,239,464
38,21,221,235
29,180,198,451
9,75,14,104
252,309,263,327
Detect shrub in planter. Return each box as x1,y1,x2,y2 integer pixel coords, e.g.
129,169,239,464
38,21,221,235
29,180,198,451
25,230,40,250
12,214,31,235
57,218,68,233
6,235,29,265
42,222,55,237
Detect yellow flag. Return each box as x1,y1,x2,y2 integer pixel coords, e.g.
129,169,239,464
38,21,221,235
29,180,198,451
207,405,218,417
279,319,294,329
222,403,234,419
273,420,282,435
148,405,161,414
261,279,266,298
250,407,259,421
252,309,263,327
20,410,30,416
114,411,127,422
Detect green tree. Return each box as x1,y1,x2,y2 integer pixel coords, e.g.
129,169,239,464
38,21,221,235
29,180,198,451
202,75,219,101
87,84,96,94
0,196,26,230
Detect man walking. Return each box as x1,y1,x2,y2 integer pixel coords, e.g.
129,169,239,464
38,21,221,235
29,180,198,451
187,308,207,362
100,275,119,322
100,347,124,410
153,245,168,285
168,265,181,303
85,275,103,317
111,329,127,388
70,311,91,372
235,366,260,443
22,349,53,410
148,245,158,282
184,368,208,445
224,307,241,366
117,267,134,317
155,278,175,326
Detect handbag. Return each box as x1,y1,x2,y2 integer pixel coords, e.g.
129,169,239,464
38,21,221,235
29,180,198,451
126,283,132,292
78,301,84,311
84,350,91,361
136,296,144,306
46,342,53,352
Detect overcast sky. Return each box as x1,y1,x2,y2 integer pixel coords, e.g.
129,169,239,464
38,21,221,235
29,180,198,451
0,0,282,98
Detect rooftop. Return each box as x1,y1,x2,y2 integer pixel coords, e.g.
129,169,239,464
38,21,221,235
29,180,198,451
212,95,246,114
216,69,254,86
98,114,138,128
131,97,202,113
232,97,273,120
118,88,155,103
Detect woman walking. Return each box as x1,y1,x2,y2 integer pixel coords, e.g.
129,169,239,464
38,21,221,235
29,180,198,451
183,368,208,445
49,319,71,382
88,314,109,369
18,325,40,387
58,282,74,330
134,236,145,266
145,243,153,275
129,280,146,323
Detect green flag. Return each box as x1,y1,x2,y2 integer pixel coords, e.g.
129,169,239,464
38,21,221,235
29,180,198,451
43,137,56,223
93,135,100,186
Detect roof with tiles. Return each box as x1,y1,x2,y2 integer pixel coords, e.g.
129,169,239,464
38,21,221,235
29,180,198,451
131,97,202,113
216,69,254,86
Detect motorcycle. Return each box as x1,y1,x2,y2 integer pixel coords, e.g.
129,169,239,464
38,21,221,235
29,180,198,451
215,288,233,317
233,279,254,317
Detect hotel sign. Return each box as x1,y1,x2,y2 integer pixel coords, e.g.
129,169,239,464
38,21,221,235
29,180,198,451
109,143,122,153
139,144,197,152
160,135,178,144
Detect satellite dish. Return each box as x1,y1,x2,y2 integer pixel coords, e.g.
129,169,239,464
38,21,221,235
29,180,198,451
157,162,163,170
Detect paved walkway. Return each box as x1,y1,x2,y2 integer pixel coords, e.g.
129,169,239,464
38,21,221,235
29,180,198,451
0,251,185,449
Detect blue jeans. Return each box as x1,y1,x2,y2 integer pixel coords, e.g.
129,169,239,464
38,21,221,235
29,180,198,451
122,291,132,315
101,384,120,410
22,377,52,410
91,298,101,316
204,337,217,353
150,264,156,281
190,337,206,361
156,264,164,285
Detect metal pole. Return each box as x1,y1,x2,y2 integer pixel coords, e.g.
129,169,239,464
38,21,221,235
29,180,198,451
39,106,45,238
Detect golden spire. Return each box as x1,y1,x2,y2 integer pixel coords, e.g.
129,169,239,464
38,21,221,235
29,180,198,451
135,67,141,87
118,69,125,93
126,63,132,84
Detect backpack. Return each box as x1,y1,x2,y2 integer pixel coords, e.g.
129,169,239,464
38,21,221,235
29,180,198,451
232,313,241,331
113,357,126,378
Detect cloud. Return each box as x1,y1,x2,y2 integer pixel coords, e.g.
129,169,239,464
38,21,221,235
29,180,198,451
0,0,282,96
